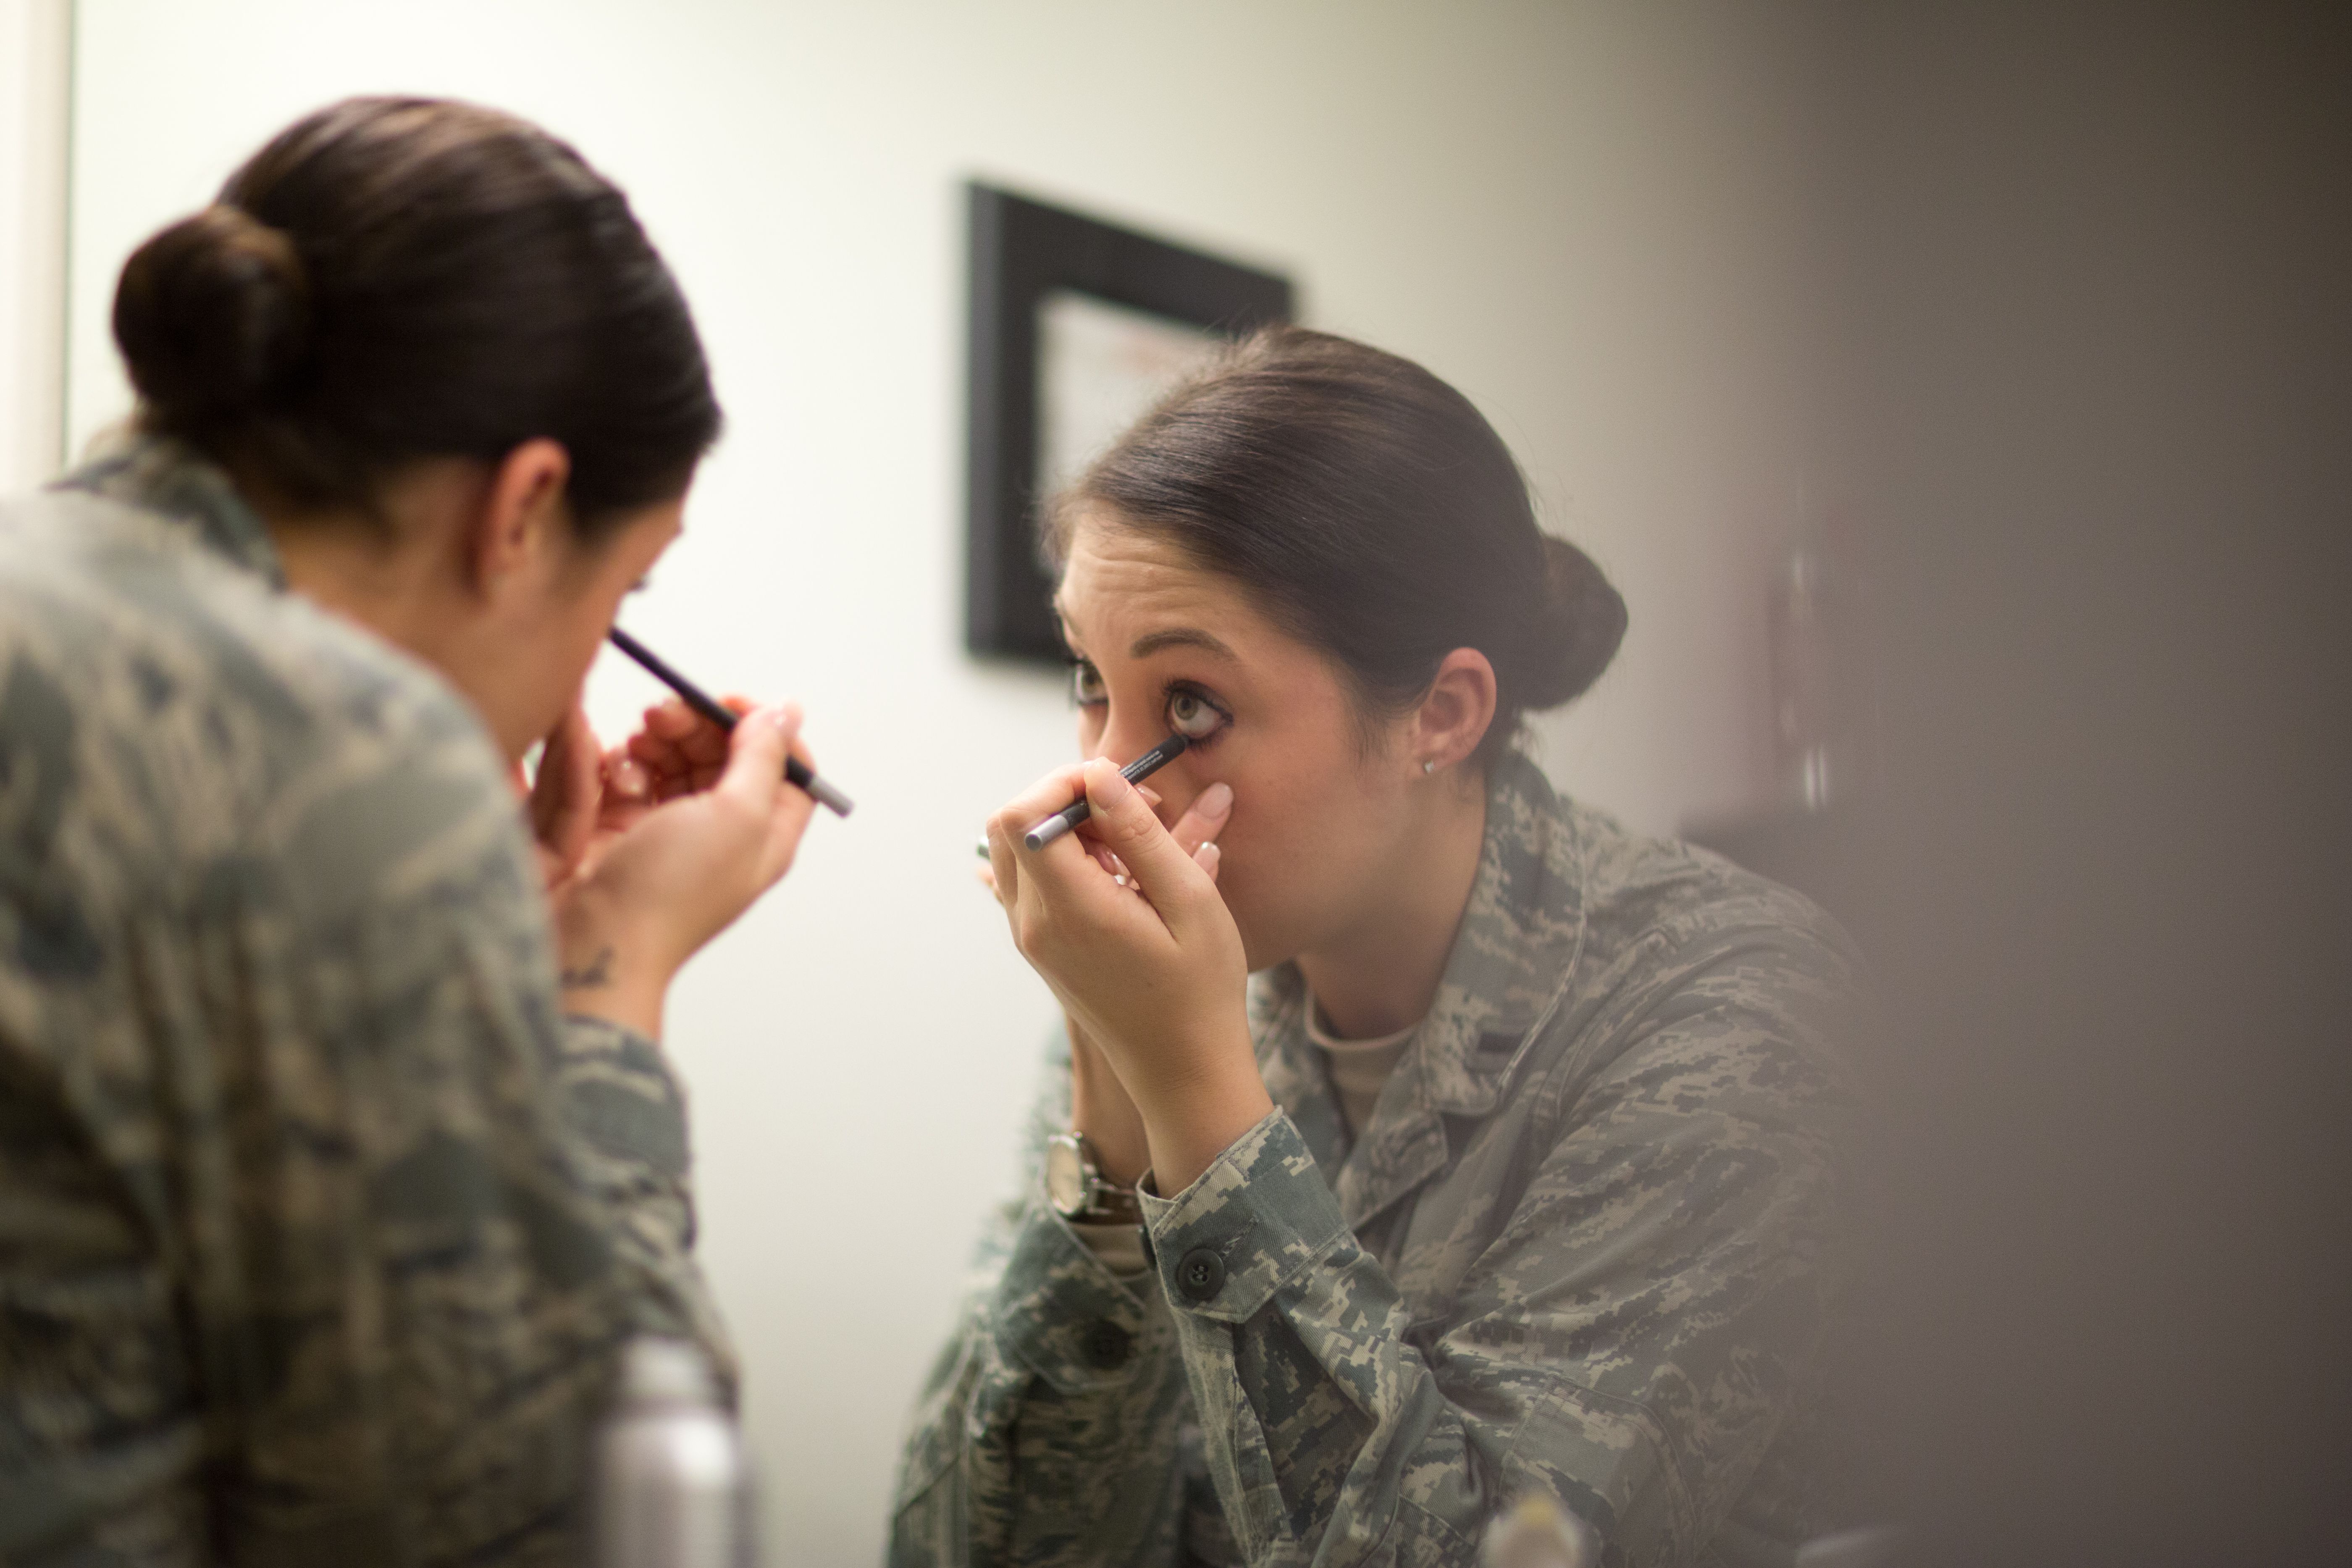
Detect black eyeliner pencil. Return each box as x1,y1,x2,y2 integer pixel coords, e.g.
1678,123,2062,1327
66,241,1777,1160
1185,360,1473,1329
605,626,854,818
1019,733,1190,851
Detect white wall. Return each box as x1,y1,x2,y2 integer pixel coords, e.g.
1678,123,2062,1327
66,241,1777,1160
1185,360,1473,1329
62,3,1820,1559
0,0,68,491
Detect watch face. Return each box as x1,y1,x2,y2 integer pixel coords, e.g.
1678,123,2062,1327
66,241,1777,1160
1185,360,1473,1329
1044,1134,1089,1217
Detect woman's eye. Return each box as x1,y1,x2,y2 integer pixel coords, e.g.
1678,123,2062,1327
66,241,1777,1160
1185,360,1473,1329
1166,688,1228,741
1071,660,1107,705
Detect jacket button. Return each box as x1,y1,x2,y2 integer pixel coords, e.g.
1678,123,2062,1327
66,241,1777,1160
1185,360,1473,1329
1176,1248,1226,1302
1082,1319,1132,1370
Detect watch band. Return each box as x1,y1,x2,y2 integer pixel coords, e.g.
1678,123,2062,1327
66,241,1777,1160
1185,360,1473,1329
1080,1177,1143,1226
1045,1131,1144,1224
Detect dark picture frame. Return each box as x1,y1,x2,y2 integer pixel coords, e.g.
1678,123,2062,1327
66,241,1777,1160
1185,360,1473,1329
964,182,1295,664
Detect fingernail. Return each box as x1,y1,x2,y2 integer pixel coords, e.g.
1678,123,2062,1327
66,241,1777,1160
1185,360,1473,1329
612,759,649,796
1199,781,1233,818
1092,759,1132,806
1195,841,1221,873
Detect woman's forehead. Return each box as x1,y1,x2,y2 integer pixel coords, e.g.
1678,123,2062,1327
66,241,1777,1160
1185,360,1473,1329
1056,524,1261,651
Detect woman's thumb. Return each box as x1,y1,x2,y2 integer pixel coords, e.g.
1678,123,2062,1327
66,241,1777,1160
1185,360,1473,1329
717,703,801,809
1082,756,1197,898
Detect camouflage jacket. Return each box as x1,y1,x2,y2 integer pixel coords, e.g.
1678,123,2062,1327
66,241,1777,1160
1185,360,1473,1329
892,752,1862,1568
0,438,727,1567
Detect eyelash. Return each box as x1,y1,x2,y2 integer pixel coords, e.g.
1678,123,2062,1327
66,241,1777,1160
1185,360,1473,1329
1068,657,1231,743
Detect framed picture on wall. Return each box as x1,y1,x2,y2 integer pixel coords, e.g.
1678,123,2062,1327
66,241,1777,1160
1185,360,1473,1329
964,182,1295,664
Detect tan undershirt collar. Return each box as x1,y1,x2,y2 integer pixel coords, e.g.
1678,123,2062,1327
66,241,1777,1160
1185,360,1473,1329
1304,992,1422,1138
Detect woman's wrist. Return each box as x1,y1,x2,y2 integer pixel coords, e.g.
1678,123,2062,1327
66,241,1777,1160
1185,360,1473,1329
1137,1025,1275,1195
1069,1030,1153,1188
553,886,674,1039
556,944,668,1038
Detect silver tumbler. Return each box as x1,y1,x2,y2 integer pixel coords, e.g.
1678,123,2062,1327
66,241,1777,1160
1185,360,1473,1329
591,1338,753,1568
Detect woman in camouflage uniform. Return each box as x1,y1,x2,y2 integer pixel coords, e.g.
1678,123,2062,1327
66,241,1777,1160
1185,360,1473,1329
898,330,1862,1567
0,100,816,1565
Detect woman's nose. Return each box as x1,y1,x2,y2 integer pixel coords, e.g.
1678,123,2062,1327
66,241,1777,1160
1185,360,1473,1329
1091,708,1167,772
1090,711,1186,823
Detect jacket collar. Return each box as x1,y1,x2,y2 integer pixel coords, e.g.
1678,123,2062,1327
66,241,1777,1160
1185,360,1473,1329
59,431,287,590
1252,749,1591,1228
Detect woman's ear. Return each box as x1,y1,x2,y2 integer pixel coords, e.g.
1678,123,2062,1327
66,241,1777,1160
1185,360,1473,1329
1411,648,1498,775
466,438,572,595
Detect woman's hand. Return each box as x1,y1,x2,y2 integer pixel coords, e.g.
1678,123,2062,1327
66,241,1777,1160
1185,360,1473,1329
988,759,1268,1194
1048,780,1234,1188
524,705,605,890
537,696,817,1038
979,779,1233,1188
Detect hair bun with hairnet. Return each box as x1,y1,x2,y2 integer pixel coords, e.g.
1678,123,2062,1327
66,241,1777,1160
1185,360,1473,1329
113,204,311,431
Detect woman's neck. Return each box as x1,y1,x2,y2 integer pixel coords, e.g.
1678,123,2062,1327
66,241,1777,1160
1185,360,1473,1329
1295,774,1488,1040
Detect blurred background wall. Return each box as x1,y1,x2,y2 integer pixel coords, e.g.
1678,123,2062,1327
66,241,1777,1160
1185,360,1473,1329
47,4,1837,1558
1805,6,2352,1563
0,0,68,494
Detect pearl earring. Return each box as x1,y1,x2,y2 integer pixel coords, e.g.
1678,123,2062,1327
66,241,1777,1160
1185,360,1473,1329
1423,759,1436,775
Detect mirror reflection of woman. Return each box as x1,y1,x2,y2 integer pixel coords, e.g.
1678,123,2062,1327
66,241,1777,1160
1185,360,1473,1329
0,100,812,1564
894,329,1863,1568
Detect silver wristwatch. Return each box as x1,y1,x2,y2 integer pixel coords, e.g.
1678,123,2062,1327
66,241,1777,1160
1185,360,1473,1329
1044,1131,1142,1224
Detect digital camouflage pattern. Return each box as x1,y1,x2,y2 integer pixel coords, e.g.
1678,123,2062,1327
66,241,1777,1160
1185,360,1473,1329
892,750,1864,1568
0,437,727,1567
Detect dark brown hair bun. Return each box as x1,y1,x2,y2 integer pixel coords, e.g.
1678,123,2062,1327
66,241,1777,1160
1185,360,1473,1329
113,205,311,431
1520,533,1628,710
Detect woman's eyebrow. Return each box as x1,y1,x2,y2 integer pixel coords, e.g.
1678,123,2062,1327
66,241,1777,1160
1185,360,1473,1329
1131,628,1236,661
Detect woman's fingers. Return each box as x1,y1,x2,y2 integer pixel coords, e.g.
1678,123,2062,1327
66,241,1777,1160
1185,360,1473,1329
759,722,820,876
1167,783,1231,887
554,698,824,1009
529,706,604,884
641,693,734,761
986,765,1091,856
995,757,1257,1156
1076,756,1208,914
984,762,1092,915
1005,760,1192,968
625,695,737,789
985,833,1018,910
712,701,796,815
1166,780,1233,856
604,746,652,804
623,720,691,790
594,751,658,843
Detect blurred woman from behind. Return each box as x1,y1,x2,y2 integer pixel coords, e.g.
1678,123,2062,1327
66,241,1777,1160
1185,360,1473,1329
0,97,812,1565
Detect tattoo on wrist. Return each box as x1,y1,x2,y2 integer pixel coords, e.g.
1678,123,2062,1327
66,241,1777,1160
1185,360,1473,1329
560,946,616,990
